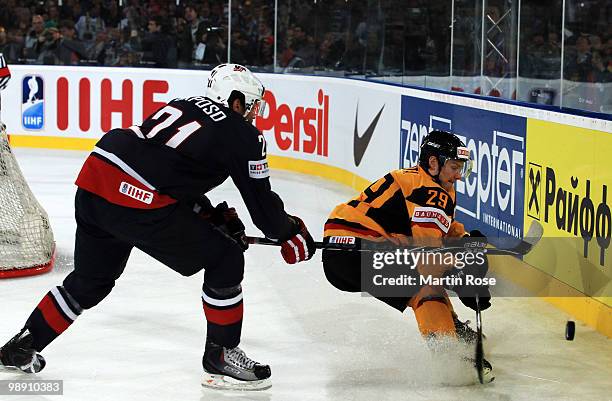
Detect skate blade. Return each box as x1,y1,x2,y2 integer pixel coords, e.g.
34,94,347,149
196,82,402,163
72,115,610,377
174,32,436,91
201,372,272,391
0,364,40,374
0,356,45,374
476,367,495,384
0,364,21,373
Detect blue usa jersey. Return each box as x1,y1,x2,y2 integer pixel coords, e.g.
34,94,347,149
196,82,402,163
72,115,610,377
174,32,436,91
76,96,295,241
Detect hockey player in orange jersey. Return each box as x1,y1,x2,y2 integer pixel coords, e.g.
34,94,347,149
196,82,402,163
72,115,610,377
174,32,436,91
322,130,493,381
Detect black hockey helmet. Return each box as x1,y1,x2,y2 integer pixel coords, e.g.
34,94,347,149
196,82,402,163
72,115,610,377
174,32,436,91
418,130,472,178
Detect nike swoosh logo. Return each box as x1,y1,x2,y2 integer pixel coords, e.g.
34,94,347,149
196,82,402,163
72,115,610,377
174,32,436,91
353,103,385,166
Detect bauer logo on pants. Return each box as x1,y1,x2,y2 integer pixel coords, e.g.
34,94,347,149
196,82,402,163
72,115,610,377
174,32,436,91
21,75,44,130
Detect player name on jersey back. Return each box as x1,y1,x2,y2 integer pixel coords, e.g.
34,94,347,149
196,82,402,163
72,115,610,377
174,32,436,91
185,96,227,122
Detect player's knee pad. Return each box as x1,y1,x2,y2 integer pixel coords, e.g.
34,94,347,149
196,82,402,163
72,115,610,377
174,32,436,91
62,271,115,309
202,283,242,299
411,297,456,338
201,247,245,284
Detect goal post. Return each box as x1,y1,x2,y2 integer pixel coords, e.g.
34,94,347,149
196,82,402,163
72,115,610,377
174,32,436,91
0,122,55,278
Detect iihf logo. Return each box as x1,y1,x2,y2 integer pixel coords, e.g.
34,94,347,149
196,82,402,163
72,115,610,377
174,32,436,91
21,75,44,130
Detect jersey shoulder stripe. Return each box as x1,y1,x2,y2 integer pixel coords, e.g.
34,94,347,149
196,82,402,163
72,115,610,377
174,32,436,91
324,218,383,238
325,166,459,240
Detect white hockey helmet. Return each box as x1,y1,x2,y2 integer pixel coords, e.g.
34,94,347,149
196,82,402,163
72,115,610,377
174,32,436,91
206,63,266,117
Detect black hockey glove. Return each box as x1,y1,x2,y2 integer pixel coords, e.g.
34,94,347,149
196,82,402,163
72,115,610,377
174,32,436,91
443,229,491,311
280,215,316,264
200,202,248,251
457,286,492,312
443,267,491,311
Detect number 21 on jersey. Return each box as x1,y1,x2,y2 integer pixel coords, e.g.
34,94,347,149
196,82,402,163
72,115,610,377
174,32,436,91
146,105,202,149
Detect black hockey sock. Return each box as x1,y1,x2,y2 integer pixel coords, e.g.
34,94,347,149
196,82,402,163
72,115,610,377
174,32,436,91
201,283,243,349
25,286,83,351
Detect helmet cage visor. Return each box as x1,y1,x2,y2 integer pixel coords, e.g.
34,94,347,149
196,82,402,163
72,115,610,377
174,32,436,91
439,146,473,178
245,95,267,117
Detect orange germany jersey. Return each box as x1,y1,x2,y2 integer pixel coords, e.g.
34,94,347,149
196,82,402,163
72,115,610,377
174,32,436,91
324,166,466,244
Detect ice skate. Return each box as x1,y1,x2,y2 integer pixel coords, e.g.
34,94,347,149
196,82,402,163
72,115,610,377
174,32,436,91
201,340,271,391
476,357,494,383
463,356,494,384
453,313,484,344
0,329,46,373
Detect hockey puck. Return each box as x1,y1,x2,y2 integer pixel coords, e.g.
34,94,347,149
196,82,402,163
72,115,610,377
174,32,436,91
565,321,575,341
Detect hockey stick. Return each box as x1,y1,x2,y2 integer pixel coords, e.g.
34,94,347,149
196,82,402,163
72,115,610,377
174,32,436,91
475,294,485,384
247,221,544,257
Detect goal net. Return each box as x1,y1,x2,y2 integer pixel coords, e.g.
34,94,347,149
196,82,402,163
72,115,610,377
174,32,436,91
0,122,55,278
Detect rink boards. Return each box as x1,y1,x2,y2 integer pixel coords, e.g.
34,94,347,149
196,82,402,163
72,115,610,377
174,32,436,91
1,65,610,337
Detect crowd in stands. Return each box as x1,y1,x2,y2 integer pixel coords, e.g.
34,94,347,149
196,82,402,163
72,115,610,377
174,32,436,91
0,0,274,69
0,0,609,84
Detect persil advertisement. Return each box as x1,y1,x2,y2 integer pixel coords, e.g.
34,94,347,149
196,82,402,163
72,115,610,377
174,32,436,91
254,74,400,183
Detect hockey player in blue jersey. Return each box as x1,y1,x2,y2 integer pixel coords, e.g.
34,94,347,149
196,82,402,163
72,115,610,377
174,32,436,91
0,63,316,391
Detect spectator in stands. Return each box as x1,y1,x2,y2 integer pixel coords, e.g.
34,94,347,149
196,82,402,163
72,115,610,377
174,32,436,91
198,27,226,65
279,25,296,67
605,37,612,76
59,0,82,23
117,16,141,58
589,34,603,55
403,2,428,73
254,19,274,66
102,1,122,29
75,3,106,44
291,25,316,68
14,6,31,35
527,33,546,54
543,32,561,57
142,16,173,68
199,1,213,27
209,2,224,26
44,5,60,29
116,48,140,67
589,34,607,82
36,26,61,65
0,26,23,63
589,37,610,83
177,5,209,66
119,1,142,34
0,0,18,30
87,29,110,65
229,30,250,66
56,19,87,65
239,5,258,46
317,33,336,69
24,14,45,60
566,35,594,82
103,28,124,66
257,35,274,67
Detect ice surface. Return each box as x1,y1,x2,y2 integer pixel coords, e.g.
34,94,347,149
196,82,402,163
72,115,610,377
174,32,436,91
1,148,610,401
